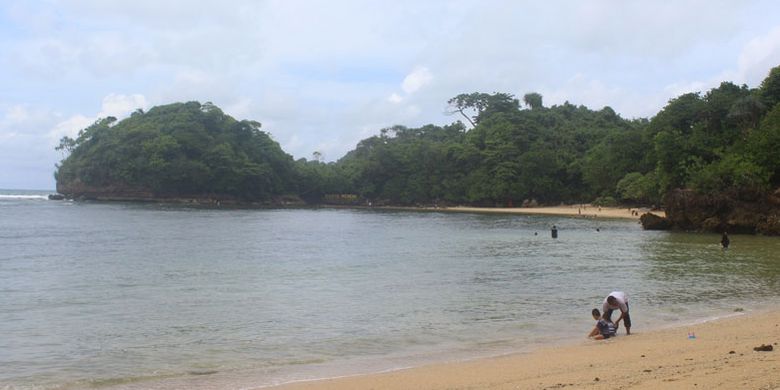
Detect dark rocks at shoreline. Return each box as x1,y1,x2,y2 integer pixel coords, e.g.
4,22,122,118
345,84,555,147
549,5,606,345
660,188,780,235
640,212,672,230
55,182,307,207
47,194,65,200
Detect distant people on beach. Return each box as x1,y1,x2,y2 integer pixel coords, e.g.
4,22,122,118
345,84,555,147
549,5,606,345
721,232,730,250
603,291,631,335
588,308,617,340
551,225,558,238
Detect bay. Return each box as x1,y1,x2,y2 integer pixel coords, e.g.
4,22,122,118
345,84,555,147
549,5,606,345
1,190,779,389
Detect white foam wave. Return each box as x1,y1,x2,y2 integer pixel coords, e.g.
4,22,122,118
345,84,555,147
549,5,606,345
0,194,50,200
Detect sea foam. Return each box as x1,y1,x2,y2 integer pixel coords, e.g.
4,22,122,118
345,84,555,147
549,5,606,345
0,194,49,200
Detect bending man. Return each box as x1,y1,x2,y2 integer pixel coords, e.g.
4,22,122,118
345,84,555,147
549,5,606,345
603,291,631,335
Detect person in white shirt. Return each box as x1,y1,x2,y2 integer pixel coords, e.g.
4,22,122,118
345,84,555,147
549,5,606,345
602,291,631,335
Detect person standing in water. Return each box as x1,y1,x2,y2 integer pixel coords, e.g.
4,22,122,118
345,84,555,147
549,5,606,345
551,225,558,238
603,291,631,335
721,232,730,250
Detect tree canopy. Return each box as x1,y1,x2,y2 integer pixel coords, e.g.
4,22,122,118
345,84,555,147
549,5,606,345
56,65,780,207
56,101,297,200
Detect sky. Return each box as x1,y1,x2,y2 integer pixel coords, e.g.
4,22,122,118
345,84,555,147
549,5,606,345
1,1,780,190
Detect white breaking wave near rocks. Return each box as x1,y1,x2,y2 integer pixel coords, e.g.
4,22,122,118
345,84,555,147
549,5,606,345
0,194,49,200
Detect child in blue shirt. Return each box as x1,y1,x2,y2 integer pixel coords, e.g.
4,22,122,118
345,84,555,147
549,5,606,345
588,308,617,340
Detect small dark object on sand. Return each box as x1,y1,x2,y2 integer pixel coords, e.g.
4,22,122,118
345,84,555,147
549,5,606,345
729,350,736,354
594,377,599,381
753,344,773,352
188,370,218,375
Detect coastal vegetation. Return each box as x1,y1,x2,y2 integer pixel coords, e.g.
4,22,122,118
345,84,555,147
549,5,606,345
55,66,780,232
55,102,298,201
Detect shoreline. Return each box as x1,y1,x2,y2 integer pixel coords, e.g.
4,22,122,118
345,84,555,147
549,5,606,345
371,204,664,221
437,205,663,220
44,191,663,222
267,308,779,390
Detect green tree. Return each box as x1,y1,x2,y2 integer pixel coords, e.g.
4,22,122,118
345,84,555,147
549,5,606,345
759,65,780,109
56,102,297,200
616,172,658,204
687,153,769,194
523,92,544,110
446,92,519,127
745,104,780,185
727,94,766,136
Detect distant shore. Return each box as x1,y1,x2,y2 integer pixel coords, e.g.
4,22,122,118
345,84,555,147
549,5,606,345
268,309,780,390
48,195,665,221
378,204,665,221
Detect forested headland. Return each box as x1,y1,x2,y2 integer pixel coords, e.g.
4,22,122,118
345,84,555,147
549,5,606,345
55,66,780,234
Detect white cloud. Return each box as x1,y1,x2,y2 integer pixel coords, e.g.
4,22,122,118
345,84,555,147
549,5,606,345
734,26,780,85
0,105,63,189
387,93,403,104
404,105,422,117
0,104,58,136
283,134,303,154
663,81,710,99
651,25,780,108
100,93,148,118
549,74,622,106
47,94,148,145
3,1,780,187
223,97,254,119
5,105,30,123
401,66,433,94
47,114,92,145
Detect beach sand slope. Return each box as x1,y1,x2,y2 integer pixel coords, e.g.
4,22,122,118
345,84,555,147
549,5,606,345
270,310,779,390
442,205,664,220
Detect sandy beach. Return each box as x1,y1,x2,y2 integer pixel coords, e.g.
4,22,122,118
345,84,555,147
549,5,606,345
435,205,665,220
269,309,779,390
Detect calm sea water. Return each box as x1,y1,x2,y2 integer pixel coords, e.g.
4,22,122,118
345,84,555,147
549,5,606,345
1,190,779,389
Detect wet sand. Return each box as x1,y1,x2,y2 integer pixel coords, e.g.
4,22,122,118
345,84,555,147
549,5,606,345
268,309,779,390
437,205,664,220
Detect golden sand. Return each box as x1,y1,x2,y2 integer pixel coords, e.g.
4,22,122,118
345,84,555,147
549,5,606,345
268,309,779,390
438,205,664,220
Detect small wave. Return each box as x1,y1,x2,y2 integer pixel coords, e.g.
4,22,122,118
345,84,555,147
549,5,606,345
0,194,50,200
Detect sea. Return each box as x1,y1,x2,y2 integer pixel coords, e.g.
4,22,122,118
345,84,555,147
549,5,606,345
1,189,779,390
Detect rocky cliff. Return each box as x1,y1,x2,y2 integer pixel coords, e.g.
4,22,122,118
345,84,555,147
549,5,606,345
646,188,780,235
57,180,155,201
55,180,305,206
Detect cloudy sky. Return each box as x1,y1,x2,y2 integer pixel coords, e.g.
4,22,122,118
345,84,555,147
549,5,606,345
2,1,780,190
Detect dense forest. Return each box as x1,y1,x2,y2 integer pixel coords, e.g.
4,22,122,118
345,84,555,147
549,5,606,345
298,65,780,209
55,102,298,200
56,66,780,214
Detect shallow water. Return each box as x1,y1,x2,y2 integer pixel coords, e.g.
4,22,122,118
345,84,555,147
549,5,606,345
1,190,779,389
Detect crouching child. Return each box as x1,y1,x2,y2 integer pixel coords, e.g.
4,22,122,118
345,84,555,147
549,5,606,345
588,308,616,340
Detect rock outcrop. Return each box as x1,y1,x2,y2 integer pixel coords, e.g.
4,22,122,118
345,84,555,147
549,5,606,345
55,180,306,206
57,180,155,201
659,188,780,235
639,212,672,230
